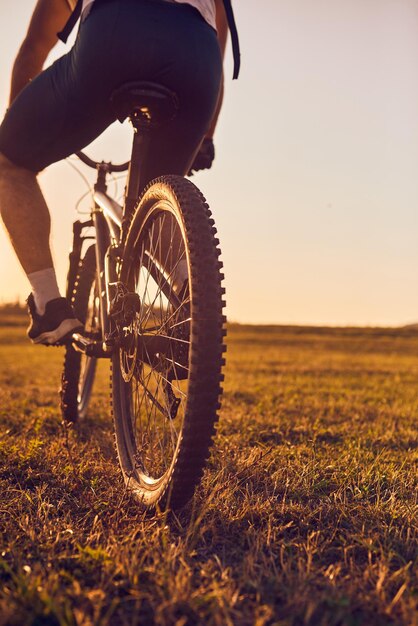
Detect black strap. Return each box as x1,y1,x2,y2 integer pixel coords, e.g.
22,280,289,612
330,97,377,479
57,0,83,43
57,0,241,79
222,0,240,79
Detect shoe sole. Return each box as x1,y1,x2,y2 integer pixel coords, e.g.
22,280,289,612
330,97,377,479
31,319,84,346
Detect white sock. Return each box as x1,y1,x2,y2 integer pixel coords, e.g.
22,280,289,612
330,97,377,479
172,259,189,293
27,268,61,315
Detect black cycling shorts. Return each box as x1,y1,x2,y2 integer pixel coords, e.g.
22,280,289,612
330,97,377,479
0,0,222,183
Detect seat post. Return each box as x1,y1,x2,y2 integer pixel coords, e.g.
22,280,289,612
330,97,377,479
109,81,179,239
123,113,152,238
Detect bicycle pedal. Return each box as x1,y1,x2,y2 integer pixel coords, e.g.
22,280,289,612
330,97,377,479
72,333,111,357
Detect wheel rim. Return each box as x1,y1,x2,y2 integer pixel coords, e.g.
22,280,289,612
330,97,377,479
119,207,191,484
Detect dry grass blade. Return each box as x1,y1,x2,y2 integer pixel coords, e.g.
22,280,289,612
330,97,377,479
0,318,417,625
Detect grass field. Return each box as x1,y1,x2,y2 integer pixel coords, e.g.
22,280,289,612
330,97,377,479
0,321,417,626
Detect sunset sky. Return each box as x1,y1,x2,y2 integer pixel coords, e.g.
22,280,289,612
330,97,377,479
1,1,418,325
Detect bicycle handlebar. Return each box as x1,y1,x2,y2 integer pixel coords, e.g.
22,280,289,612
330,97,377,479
76,151,129,173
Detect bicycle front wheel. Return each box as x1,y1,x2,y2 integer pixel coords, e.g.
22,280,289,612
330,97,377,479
112,175,225,510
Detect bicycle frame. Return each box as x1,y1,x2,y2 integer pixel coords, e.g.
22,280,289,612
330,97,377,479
66,123,152,357
61,81,223,509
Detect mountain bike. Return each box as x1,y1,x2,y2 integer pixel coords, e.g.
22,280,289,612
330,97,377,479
59,81,226,511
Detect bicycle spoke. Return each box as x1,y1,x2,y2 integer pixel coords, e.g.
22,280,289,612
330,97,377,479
116,206,196,482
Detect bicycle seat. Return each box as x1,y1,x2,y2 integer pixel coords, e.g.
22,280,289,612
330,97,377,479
110,81,179,126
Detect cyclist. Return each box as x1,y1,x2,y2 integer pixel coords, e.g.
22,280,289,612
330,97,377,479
0,0,233,345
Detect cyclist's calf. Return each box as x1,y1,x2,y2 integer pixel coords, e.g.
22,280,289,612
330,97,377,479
0,151,54,274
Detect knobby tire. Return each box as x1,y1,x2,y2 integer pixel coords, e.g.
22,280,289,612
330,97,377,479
111,175,226,510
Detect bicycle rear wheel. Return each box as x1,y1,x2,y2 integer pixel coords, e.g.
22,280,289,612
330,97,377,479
61,246,99,423
112,175,225,510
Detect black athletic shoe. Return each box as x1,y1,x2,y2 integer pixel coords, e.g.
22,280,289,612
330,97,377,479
27,294,83,346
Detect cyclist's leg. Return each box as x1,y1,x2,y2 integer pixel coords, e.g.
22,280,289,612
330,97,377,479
0,153,53,275
0,51,115,312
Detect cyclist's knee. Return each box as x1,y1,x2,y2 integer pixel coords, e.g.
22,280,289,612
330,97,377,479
0,152,35,180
